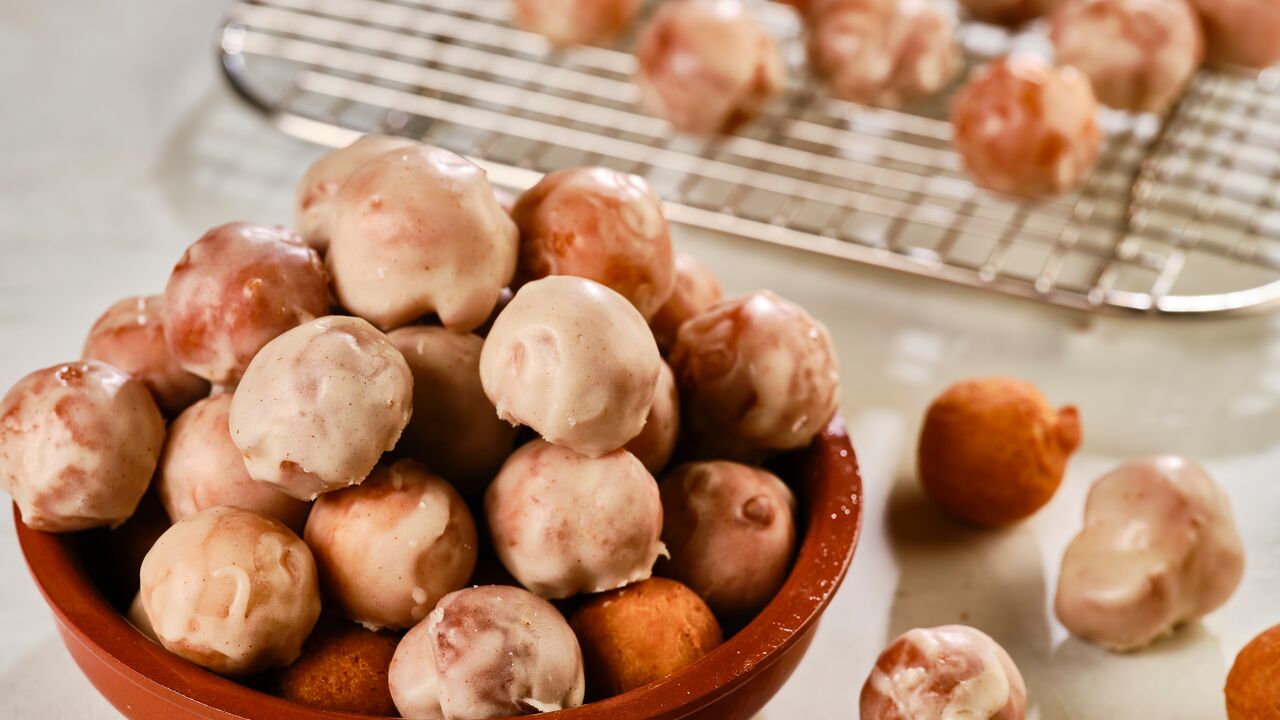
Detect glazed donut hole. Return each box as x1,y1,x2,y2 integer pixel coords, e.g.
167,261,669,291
956,0,1050,25
649,251,724,354
804,0,960,109
634,0,786,134
127,593,158,643
327,143,518,332
670,290,841,460
917,377,1081,527
388,585,585,719
138,506,322,676
951,55,1101,198
81,295,209,416
1049,0,1204,114
513,0,644,47
480,275,661,458
570,577,723,699
388,326,518,495
1,361,165,532
485,440,666,599
163,221,329,386
493,185,517,215
1191,0,1280,69
659,461,797,621
512,166,676,320
229,315,413,501
1055,456,1244,652
624,359,681,474
295,134,419,253
861,625,1027,720
304,459,478,630
156,394,310,532
88,490,173,611
271,617,400,716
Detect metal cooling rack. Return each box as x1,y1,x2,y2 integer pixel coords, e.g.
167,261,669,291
217,0,1280,316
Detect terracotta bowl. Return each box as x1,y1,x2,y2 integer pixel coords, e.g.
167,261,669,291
15,417,863,720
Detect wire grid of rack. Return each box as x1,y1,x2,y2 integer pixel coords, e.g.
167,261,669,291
218,0,1280,316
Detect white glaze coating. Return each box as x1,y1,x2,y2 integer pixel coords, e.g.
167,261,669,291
659,461,795,618
479,276,660,458
295,134,418,252
670,290,840,458
486,440,665,599
388,585,585,720
388,326,517,493
156,394,310,531
82,295,209,416
951,55,1101,198
0,361,164,532
512,166,676,320
304,459,477,630
634,0,786,134
229,315,413,500
1050,0,1203,113
806,0,959,109
860,625,1027,720
513,0,644,46
1055,456,1245,651
163,222,329,385
138,506,321,676
327,144,518,332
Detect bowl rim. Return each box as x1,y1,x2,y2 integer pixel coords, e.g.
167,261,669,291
16,416,863,720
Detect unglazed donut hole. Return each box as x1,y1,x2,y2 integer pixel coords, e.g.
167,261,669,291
272,618,400,716
917,377,1081,527
649,251,724,354
229,315,413,500
512,166,676,320
513,0,645,46
82,295,209,416
163,222,329,385
327,143,518,332
388,326,518,494
157,394,310,532
634,0,786,134
670,290,840,459
1226,624,1280,720
861,625,1027,719
1,361,164,532
304,459,478,630
570,577,723,698
1049,0,1203,113
486,440,665,599
951,55,1101,198
295,134,419,252
388,585,585,719
1055,456,1244,651
138,506,321,676
479,275,661,458
805,0,960,109
659,461,796,620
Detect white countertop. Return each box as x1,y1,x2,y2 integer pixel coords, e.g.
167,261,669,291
2,2,1278,718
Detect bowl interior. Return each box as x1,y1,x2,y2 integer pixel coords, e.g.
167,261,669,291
16,417,863,720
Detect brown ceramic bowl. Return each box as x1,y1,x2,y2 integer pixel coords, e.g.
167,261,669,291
15,417,862,720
